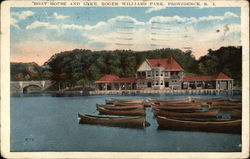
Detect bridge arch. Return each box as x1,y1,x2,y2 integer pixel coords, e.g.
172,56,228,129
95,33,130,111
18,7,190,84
10,80,54,93
23,84,43,93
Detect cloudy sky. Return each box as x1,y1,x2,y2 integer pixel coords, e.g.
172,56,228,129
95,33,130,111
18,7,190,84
11,7,241,65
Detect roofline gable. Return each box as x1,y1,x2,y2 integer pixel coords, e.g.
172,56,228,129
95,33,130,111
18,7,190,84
136,58,152,71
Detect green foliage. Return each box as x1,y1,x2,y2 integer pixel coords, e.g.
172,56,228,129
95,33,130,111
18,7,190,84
42,48,200,89
11,62,42,81
11,46,242,88
197,46,242,86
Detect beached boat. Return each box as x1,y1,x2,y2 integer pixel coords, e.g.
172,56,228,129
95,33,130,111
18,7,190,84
153,108,219,117
78,113,149,128
106,99,144,104
148,98,191,104
98,107,146,116
156,116,241,133
96,104,144,110
151,104,201,110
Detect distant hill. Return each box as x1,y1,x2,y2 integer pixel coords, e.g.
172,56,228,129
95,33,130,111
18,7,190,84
11,46,242,89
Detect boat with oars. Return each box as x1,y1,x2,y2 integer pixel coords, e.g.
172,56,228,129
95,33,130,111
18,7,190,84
78,113,150,128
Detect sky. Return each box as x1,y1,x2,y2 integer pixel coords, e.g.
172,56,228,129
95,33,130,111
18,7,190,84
10,7,241,65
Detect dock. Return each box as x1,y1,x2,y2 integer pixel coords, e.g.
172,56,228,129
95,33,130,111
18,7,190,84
89,89,241,95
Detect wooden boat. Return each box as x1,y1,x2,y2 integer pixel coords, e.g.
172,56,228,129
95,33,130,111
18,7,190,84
98,107,146,116
96,104,144,110
143,102,152,107
156,116,241,133
209,104,241,109
113,102,144,106
151,104,201,110
210,102,242,106
153,108,219,117
231,109,242,118
228,98,242,103
78,113,149,128
158,102,200,106
191,97,228,103
148,98,191,104
106,99,143,104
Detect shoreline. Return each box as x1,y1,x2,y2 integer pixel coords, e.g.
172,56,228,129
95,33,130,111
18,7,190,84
11,89,242,96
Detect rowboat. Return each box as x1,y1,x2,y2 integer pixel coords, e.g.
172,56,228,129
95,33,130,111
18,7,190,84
148,98,191,104
151,104,201,110
231,109,242,118
156,116,241,133
98,107,146,116
106,99,144,104
191,97,228,103
209,104,241,109
113,102,144,106
143,102,152,107
228,98,242,103
158,102,200,106
210,102,242,106
96,104,144,110
153,108,219,117
78,113,150,128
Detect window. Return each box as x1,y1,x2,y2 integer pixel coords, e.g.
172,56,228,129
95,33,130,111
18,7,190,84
147,72,151,77
142,72,146,77
156,82,159,85
156,71,159,76
165,82,169,87
147,82,152,88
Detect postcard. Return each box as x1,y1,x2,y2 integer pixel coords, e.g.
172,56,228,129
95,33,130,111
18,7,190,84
1,0,249,158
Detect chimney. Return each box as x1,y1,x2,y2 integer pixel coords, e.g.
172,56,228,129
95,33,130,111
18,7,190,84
167,55,173,64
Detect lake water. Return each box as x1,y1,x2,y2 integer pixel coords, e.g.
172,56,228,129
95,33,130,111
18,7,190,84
11,93,241,152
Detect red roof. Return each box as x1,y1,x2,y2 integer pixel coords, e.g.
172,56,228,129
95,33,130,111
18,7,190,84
118,77,137,82
181,72,233,81
146,55,184,71
181,75,214,81
213,72,233,80
95,74,137,83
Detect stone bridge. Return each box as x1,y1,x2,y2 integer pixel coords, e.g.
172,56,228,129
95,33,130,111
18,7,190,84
10,80,54,93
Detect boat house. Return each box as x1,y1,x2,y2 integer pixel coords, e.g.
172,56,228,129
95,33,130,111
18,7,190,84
181,72,234,90
94,56,234,91
95,74,137,90
136,56,184,90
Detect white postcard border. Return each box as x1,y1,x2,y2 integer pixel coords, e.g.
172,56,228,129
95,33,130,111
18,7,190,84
1,0,249,158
